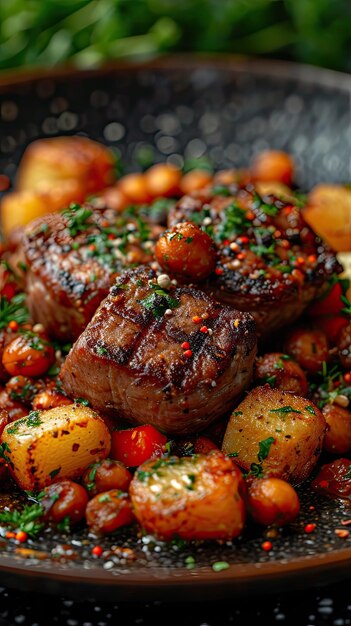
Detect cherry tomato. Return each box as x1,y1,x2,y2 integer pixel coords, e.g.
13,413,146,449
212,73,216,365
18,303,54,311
284,327,329,374
118,173,152,204
251,151,294,186
41,480,89,524
100,186,129,212
180,170,212,195
312,458,351,499
155,222,217,281
111,425,167,467
247,477,300,526
145,163,181,198
307,282,344,317
2,331,55,377
86,490,135,534
82,459,132,497
322,403,351,455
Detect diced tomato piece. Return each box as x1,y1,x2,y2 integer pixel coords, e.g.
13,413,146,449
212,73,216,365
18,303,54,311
110,425,167,467
308,282,344,317
314,315,349,344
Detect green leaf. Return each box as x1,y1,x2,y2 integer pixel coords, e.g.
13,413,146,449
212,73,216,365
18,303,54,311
257,437,275,463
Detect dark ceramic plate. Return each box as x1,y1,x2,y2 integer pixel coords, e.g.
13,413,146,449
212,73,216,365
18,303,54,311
0,56,351,601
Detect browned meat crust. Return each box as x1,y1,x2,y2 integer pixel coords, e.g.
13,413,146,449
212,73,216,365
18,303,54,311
60,267,256,435
23,204,158,341
169,184,342,337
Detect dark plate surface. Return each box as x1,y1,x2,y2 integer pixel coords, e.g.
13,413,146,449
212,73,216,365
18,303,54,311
0,56,351,600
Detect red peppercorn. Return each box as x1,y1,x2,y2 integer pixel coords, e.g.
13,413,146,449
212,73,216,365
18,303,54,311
304,523,316,534
215,268,224,276
238,236,249,244
246,211,254,221
318,480,328,489
262,541,273,552
5,531,16,539
200,326,208,333
237,253,245,260
89,244,96,251
183,350,193,358
335,529,349,538
181,342,190,350
92,545,103,557
15,531,28,543
8,320,19,332
108,233,116,240
307,255,317,263
344,372,351,384
192,316,202,324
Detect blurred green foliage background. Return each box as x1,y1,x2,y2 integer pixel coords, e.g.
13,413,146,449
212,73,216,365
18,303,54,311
1,0,350,72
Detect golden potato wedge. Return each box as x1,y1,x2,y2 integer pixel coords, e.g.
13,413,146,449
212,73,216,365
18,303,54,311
129,450,246,540
222,387,326,485
17,136,115,195
304,184,351,252
1,404,111,491
1,180,84,235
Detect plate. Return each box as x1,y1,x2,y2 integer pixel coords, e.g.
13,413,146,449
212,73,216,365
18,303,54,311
0,56,351,600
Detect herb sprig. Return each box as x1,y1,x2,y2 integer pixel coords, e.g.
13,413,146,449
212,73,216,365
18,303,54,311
0,503,44,538
0,293,29,329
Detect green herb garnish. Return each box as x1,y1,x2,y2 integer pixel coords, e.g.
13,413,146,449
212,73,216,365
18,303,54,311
269,406,302,415
0,293,29,329
0,503,44,537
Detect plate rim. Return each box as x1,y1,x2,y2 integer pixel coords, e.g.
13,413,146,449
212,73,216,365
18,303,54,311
0,54,350,92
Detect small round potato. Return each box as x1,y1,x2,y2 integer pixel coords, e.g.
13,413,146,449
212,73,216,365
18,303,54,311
129,451,246,540
222,387,326,485
247,477,300,526
283,327,329,374
322,403,351,455
254,353,308,395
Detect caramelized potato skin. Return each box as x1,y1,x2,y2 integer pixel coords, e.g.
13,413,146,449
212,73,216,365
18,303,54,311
222,387,326,485
41,479,88,524
254,353,308,395
129,451,246,540
251,151,294,186
304,185,351,252
1,404,111,491
17,136,115,194
247,477,300,526
322,404,351,455
82,459,132,497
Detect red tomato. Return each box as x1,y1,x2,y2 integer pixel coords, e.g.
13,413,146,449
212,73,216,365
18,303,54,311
2,331,55,377
110,425,167,467
307,282,344,317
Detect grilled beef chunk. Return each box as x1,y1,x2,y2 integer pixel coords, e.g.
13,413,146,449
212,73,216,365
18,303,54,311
23,204,160,341
60,267,256,435
169,184,342,337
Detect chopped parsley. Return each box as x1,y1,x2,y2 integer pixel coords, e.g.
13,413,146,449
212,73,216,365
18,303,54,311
306,405,316,415
0,293,29,329
248,437,275,478
26,411,43,428
215,202,251,241
49,468,61,480
0,503,44,537
269,406,302,415
139,283,179,319
0,442,12,465
96,345,108,356
212,561,230,572
63,204,93,237
212,185,231,197
57,516,71,533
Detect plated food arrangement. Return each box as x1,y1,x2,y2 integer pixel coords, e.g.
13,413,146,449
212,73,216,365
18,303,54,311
0,136,350,556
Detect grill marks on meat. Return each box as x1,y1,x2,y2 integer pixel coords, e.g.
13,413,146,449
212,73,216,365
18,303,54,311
23,204,157,341
169,185,342,337
60,267,256,435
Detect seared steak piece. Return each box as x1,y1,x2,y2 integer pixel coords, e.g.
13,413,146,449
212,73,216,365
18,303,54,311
23,204,159,342
60,267,256,435
169,184,342,337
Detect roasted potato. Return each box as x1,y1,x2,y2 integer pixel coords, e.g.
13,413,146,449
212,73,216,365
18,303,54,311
247,477,300,526
1,181,84,235
283,327,329,374
322,403,351,455
251,151,294,186
254,352,308,395
1,404,111,491
222,387,326,485
129,450,246,540
86,490,135,534
304,184,351,252
17,136,115,195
